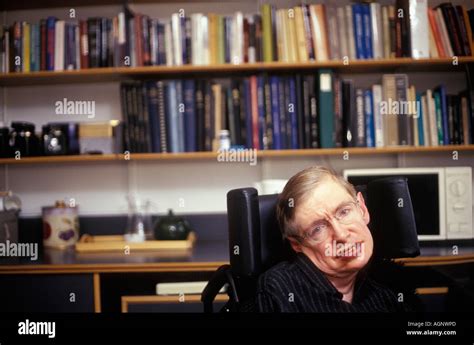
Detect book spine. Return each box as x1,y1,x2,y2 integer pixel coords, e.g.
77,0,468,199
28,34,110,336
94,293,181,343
295,74,305,149
370,3,383,59
409,0,429,59
333,76,343,147
362,4,373,59
372,84,384,147
355,88,365,146
364,89,375,147
395,74,410,145
318,69,335,148
184,79,196,152
264,76,273,149
257,76,266,149
250,76,259,150
270,76,281,149
353,4,365,59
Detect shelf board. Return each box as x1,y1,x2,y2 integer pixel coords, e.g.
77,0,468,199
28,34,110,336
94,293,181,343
1,57,472,86
1,145,472,165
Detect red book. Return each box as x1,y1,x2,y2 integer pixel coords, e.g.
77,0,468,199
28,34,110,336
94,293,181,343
250,76,259,150
40,19,46,70
243,18,249,63
428,8,446,57
79,20,89,69
135,14,143,66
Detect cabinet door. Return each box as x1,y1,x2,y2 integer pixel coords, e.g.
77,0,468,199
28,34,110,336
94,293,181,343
0,274,95,312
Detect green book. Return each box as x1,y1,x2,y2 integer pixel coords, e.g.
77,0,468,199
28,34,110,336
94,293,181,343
217,16,225,64
318,69,335,148
261,4,274,62
433,92,444,145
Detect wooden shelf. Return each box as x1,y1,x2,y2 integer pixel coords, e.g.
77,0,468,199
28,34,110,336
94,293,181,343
1,145,473,165
1,57,472,86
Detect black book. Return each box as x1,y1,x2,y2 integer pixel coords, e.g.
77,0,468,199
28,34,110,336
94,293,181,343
264,75,274,149
156,81,167,153
120,84,131,152
100,18,109,67
308,75,319,148
195,80,205,151
447,95,456,145
185,17,192,64
333,76,343,148
239,79,248,147
302,75,311,148
204,80,213,152
295,74,305,149
342,80,356,147
87,18,101,68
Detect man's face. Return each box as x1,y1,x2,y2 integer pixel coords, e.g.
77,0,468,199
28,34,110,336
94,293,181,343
290,178,373,279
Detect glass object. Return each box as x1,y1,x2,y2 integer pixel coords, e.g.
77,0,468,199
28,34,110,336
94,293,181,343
10,121,40,157
125,195,153,242
298,201,362,244
218,130,231,151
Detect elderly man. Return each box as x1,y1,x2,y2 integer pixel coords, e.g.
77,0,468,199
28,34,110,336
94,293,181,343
256,166,403,312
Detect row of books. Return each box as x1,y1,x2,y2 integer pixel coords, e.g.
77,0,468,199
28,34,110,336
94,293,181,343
1,1,474,73
119,72,474,153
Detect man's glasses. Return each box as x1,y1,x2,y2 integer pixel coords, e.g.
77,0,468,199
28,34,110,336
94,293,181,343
295,201,362,244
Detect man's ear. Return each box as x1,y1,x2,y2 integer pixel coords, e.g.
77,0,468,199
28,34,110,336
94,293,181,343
357,191,370,225
288,237,303,253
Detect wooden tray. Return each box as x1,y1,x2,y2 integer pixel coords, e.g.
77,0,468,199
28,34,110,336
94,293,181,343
75,232,196,253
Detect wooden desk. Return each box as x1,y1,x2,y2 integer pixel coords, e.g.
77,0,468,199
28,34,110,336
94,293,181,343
394,246,474,267
0,240,228,312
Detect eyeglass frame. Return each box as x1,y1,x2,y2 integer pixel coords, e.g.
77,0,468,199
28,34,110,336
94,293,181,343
292,199,363,245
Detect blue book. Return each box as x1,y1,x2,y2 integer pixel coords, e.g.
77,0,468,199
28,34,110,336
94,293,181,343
270,76,282,150
288,77,298,149
434,85,449,146
46,17,56,71
175,80,185,152
362,4,373,59
257,76,266,149
244,78,253,149
416,93,424,146
166,81,180,153
146,82,161,153
30,24,40,72
364,89,375,147
183,80,196,152
352,4,365,59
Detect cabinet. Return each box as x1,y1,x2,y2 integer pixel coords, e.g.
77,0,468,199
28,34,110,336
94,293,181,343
0,0,473,313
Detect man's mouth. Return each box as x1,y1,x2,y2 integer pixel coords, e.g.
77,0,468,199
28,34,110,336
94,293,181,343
335,242,364,259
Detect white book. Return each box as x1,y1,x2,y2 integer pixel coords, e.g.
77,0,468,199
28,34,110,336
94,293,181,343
345,5,356,60
436,8,454,57
421,95,430,146
370,3,383,59
428,21,439,58
54,20,65,71
426,89,438,147
277,10,287,62
409,0,429,59
200,15,209,65
372,84,384,147
410,86,419,146
156,281,226,295
171,13,182,66
118,12,126,45
231,12,243,64
191,14,202,65
164,21,173,67
382,6,390,59
337,7,349,59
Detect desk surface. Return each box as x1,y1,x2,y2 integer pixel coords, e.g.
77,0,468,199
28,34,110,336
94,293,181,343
0,241,473,273
0,240,229,274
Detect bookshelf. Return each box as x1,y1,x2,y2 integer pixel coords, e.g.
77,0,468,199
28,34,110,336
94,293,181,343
0,0,473,217
1,145,473,165
0,57,472,86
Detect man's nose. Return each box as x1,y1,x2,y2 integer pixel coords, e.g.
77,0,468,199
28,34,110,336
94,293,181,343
331,218,350,240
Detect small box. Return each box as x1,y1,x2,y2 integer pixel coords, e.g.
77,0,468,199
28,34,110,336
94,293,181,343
79,121,123,154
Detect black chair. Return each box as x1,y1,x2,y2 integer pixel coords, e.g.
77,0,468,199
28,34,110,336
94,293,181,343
202,177,420,312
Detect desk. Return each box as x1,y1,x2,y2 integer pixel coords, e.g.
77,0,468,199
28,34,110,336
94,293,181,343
0,240,228,312
394,246,474,266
